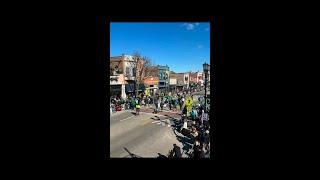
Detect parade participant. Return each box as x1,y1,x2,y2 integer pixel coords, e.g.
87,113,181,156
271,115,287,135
131,98,136,110
136,101,141,115
160,97,164,110
168,97,172,111
153,96,157,113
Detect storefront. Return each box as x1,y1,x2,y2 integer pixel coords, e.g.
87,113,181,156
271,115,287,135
110,85,122,97
143,76,159,96
125,83,146,96
110,74,126,99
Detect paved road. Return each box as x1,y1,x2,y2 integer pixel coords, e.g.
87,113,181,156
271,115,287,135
110,108,187,158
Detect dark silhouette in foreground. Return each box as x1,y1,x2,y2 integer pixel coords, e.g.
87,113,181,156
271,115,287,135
123,147,142,158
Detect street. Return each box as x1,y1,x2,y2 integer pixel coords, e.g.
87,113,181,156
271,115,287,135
110,106,187,158
110,89,211,158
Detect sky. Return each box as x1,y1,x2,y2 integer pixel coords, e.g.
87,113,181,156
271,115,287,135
110,22,210,73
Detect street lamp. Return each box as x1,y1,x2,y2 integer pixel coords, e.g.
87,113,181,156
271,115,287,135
203,62,210,113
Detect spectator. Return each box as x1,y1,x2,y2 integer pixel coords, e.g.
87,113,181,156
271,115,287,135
193,141,201,158
204,130,210,152
172,144,182,158
199,144,205,158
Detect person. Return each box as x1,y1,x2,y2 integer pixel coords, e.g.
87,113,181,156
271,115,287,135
193,141,201,158
204,130,210,152
110,103,112,115
199,144,205,158
131,98,136,110
191,107,198,120
160,97,164,110
154,96,158,114
172,144,182,158
190,126,198,142
171,98,176,112
136,102,141,115
159,97,162,111
141,98,145,107
200,110,206,125
181,96,185,109
182,105,187,117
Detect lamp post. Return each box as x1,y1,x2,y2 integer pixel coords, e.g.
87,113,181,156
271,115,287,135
203,62,210,113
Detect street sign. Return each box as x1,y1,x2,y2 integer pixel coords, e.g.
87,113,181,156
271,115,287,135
185,96,193,107
145,88,150,96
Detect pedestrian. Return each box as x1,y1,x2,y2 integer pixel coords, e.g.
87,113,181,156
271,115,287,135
136,102,141,115
154,96,158,114
160,97,163,111
145,96,148,107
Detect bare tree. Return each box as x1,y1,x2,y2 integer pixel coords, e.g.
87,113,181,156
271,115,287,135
132,52,152,97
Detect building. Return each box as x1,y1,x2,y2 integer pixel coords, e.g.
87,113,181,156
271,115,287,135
169,76,177,92
158,65,170,91
189,71,204,88
184,73,190,89
146,65,170,93
110,54,146,98
110,74,126,98
170,73,185,92
143,76,159,96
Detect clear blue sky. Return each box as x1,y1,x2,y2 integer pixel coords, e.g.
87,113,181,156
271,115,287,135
110,22,210,73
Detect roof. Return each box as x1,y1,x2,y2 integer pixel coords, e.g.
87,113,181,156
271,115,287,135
110,55,134,61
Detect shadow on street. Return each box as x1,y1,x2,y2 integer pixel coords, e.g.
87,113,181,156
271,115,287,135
123,147,142,158
171,122,193,156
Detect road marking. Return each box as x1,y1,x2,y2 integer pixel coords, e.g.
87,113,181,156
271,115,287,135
120,115,134,122
141,121,151,126
140,112,167,117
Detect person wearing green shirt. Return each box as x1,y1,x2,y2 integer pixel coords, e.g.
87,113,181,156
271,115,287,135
131,98,136,110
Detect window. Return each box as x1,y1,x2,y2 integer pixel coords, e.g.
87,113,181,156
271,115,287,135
126,67,130,76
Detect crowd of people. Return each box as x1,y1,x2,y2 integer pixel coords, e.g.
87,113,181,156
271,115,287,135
110,86,211,158
110,87,201,115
